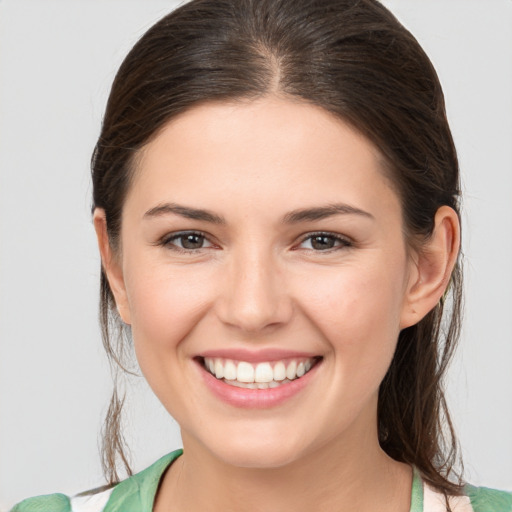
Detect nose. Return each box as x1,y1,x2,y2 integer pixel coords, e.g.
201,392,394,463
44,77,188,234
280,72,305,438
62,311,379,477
214,247,293,333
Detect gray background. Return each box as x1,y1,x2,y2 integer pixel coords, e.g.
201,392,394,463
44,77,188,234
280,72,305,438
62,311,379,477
1,0,511,509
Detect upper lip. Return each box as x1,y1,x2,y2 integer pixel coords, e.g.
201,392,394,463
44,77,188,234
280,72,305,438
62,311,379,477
197,348,320,363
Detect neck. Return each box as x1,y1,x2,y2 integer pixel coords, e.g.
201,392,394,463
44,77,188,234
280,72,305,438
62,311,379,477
154,421,412,512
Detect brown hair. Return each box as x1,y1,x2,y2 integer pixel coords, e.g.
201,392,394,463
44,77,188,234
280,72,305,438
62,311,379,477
92,0,463,495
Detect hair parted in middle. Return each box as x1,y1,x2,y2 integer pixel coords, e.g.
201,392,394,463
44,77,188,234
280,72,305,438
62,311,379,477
92,0,463,494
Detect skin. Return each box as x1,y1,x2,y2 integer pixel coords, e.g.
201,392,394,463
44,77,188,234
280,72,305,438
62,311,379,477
94,96,460,512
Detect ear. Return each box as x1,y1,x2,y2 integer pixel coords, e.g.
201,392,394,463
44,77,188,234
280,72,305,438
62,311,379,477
93,208,131,325
400,205,460,329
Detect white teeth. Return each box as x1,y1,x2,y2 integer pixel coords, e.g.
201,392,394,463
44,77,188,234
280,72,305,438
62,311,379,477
286,361,297,380
273,361,286,381
203,357,318,386
224,360,237,380
226,380,246,388
237,362,255,383
254,362,273,383
214,359,224,379
225,378,292,389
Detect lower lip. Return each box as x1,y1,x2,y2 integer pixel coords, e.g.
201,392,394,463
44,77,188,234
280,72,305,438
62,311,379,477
197,359,321,409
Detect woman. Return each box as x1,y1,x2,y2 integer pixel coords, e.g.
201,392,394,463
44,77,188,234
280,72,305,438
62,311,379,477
11,0,511,511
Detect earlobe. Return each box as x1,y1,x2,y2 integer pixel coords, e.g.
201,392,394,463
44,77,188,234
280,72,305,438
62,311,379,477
400,206,460,329
93,209,132,325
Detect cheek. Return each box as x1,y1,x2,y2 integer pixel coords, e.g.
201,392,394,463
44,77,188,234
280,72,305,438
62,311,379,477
299,258,407,377
124,262,216,364
303,258,406,331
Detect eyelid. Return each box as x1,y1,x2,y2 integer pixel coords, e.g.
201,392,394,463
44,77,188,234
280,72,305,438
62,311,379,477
295,231,353,251
156,230,352,253
158,230,216,252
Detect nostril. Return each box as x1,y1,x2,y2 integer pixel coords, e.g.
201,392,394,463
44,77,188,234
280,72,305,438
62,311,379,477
216,298,294,333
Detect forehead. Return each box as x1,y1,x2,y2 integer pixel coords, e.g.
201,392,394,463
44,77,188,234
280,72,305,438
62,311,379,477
127,96,400,220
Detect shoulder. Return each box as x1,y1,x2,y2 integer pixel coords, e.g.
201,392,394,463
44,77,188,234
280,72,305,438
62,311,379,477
9,487,115,512
9,449,183,512
465,484,512,512
10,493,71,512
423,482,512,512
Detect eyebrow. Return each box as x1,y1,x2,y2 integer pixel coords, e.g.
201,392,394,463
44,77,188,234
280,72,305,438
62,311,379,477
144,203,226,224
144,203,374,225
143,202,374,224
282,203,374,223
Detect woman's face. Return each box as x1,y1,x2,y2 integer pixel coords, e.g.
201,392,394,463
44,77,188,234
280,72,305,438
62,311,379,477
112,96,418,468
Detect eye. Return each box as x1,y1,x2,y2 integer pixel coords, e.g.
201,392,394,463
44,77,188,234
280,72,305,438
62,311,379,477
161,231,214,252
298,232,352,251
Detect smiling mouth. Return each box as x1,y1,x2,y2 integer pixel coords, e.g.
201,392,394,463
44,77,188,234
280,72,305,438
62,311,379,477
199,356,322,389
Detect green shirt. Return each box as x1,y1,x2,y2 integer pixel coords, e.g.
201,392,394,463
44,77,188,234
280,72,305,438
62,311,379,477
11,449,512,512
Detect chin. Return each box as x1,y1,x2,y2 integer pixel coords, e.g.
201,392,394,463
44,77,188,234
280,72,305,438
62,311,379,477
199,428,309,469
218,446,301,469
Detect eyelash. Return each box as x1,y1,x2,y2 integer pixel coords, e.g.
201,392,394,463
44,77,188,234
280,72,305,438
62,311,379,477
159,231,214,254
296,231,353,252
158,231,353,254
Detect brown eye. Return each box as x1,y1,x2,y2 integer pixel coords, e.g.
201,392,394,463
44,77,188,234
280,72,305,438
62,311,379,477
162,231,214,252
311,235,336,250
299,233,352,251
180,233,205,249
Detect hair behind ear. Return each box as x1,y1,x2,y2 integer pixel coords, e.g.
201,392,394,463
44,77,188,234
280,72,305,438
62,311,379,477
379,214,464,493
